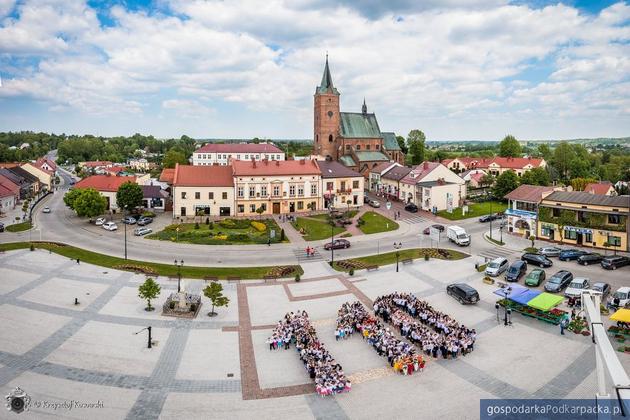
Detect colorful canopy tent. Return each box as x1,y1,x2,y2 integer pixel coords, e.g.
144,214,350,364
510,289,542,306
493,284,528,300
610,308,630,323
526,293,564,312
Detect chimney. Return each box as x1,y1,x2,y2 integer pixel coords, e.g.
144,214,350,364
423,161,428,170
252,160,256,168
264,158,268,165
300,159,305,165
276,160,280,166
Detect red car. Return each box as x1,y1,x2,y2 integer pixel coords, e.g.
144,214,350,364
324,239,351,250
423,224,445,235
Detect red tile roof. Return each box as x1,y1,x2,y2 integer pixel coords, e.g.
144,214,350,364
0,163,19,169
584,182,614,196
34,157,57,173
74,175,136,192
159,168,175,184
195,143,283,154
0,174,19,198
82,161,113,168
504,184,558,202
400,161,440,185
173,164,234,187
232,159,320,176
470,172,485,183
442,156,544,170
370,161,398,174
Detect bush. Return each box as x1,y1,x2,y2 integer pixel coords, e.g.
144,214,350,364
349,268,354,276
424,254,430,261
251,221,267,232
205,217,210,225
190,303,197,312
142,211,156,218
169,301,175,309
29,243,35,251
227,233,249,242
194,222,200,230
280,229,285,241
219,219,236,229
209,221,214,229
295,274,301,282
213,234,228,240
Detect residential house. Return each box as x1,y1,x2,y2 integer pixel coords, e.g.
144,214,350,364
128,158,157,172
399,161,467,211
584,181,616,196
159,168,175,185
80,161,114,170
316,160,364,210
504,184,562,238
141,185,167,211
193,143,285,166
232,159,321,215
172,164,234,218
21,162,53,191
379,165,412,201
460,169,488,189
0,174,19,214
537,191,629,252
3,167,40,198
34,158,57,174
368,161,401,192
73,175,137,212
442,156,546,176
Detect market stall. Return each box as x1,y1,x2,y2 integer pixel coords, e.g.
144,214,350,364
608,309,630,352
496,288,567,325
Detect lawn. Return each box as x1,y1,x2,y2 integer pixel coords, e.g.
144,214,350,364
5,221,32,232
147,218,289,245
332,247,469,272
292,217,346,241
0,242,302,280
437,200,507,221
310,210,358,221
358,211,398,234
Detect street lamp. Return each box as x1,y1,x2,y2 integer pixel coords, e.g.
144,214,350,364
489,197,493,240
329,207,335,266
501,286,512,326
123,205,129,260
174,259,184,293
134,326,153,349
393,242,402,272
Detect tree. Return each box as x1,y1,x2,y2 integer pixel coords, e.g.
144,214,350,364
498,135,522,157
479,173,495,188
138,277,161,311
64,188,107,218
255,206,265,219
520,167,551,186
570,177,598,191
116,182,143,212
396,135,408,154
537,144,552,160
551,141,575,181
407,129,426,165
556,210,576,244
492,170,519,199
203,281,229,316
162,149,188,168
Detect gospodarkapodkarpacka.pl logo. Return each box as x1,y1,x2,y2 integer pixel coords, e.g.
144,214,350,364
5,387,30,414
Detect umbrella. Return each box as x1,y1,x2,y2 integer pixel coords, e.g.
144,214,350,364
527,292,564,312
610,308,630,323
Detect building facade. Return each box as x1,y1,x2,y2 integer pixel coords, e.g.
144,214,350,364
442,156,546,176
368,162,401,192
399,162,466,211
171,165,234,218
537,191,629,252
73,175,137,212
504,184,561,238
193,143,285,166
317,160,364,210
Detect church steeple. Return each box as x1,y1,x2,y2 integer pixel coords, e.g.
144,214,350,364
316,54,339,95
362,98,367,114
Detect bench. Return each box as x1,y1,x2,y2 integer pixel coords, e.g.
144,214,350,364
204,276,218,283
401,258,413,265
366,265,379,272
227,276,241,283
263,275,278,280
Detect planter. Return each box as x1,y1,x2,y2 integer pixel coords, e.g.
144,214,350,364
483,276,495,285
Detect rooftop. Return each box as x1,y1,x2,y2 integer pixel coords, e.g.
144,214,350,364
339,155,356,167
382,165,412,181
442,156,544,170
584,182,614,196
173,164,234,187
195,143,283,155
381,132,401,151
233,159,320,177
316,160,362,178
401,161,441,185
339,112,382,139
504,184,558,203
159,168,175,184
82,160,113,168
141,185,166,198
74,175,137,192
542,191,629,209
370,161,399,174
354,151,390,162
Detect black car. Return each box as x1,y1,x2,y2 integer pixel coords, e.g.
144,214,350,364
324,239,350,250
137,217,153,226
521,253,553,268
423,224,445,235
577,253,603,266
447,283,479,304
544,270,573,292
558,249,587,261
505,260,527,282
601,256,630,270
478,214,498,223
404,203,418,213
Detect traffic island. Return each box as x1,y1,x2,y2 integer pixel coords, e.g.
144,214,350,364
331,247,469,272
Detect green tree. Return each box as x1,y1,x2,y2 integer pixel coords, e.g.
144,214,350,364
492,170,520,199
396,135,409,154
570,177,598,191
203,281,230,316
407,129,426,165
162,149,188,168
65,188,107,218
537,143,552,160
138,277,161,311
116,182,143,211
479,173,495,188
552,141,575,180
498,135,522,157
520,167,551,186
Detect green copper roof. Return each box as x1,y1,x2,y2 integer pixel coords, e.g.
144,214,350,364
354,151,390,162
339,112,382,138
339,155,356,166
382,132,401,151
316,56,340,95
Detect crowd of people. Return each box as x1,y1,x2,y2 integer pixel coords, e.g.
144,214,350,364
336,301,425,375
268,310,351,396
373,293,476,359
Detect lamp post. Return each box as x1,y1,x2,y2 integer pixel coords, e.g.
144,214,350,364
174,259,184,293
393,242,402,272
503,286,512,326
134,326,153,349
329,207,335,266
500,225,503,244
489,197,493,240
123,205,129,260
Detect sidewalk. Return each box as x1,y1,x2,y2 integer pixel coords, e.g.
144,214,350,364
274,215,306,245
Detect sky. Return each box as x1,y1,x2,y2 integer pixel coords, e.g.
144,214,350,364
0,0,628,141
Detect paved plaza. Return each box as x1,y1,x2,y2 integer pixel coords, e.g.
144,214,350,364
0,249,629,419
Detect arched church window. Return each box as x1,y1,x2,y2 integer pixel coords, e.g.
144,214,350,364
328,135,333,143
316,135,319,143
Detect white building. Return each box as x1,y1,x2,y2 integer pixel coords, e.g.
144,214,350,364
399,161,467,211
192,143,285,166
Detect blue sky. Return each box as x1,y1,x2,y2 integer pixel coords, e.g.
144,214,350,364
0,0,628,140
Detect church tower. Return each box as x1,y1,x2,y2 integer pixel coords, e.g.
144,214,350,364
313,55,340,159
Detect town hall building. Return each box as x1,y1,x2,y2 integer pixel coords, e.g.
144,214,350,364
312,57,404,177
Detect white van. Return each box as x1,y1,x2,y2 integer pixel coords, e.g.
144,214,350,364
447,225,470,246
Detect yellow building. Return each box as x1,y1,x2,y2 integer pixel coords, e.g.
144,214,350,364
317,160,364,210
537,191,629,252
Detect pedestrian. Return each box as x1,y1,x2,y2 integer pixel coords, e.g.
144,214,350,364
560,317,568,335
76,258,80,264
268,238,271,246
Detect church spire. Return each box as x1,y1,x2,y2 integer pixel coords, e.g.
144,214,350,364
362,98,367,114
316,54,339,95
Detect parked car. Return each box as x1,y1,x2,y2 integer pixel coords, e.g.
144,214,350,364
42,206,51,213
544,270,573,293
324,239,350,250
577,253,603,266
102,222,118,231
539,246,562,257
610,287,630,308
404,203,418,213
134,227,153,236
591,282,611,300
94,217,106,226
423,224,445,235
478,214,498,223
521,253,553,268
558,249,587,261
446,283,479,304
524,268,546,287
485,257,509,277
122,216,137,225
564,277,590,298
368,199,381,208
601,256,630,270
505,260,527,282
137,217,153,226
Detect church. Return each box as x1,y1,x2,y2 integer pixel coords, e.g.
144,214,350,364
312,56,405,176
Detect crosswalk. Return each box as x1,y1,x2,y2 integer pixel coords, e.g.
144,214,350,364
293,248,324,263
478,247,516,261
401,214,429,224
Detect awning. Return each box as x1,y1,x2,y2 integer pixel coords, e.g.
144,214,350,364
510,289,542,306
610,308,630,323
527,293,564,312
493,284,528,300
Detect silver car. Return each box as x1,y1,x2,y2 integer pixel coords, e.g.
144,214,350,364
539,246,562,257
134,227,153,236
368,199,381,208
485,257,509,277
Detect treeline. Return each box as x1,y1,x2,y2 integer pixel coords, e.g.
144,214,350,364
0,131,63,162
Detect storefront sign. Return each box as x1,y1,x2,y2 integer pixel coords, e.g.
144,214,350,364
564,226,592,234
